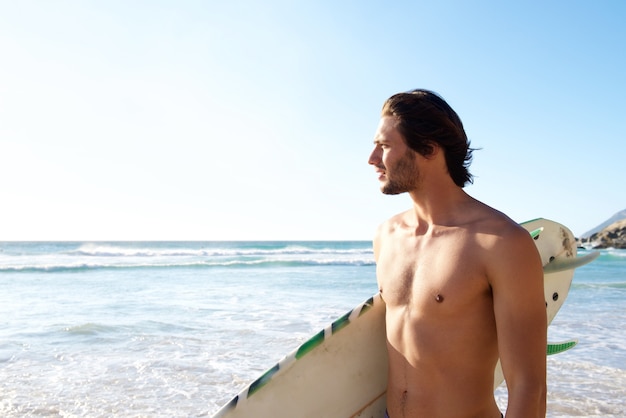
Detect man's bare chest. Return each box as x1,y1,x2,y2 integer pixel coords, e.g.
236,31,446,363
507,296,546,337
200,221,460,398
377,235,488,309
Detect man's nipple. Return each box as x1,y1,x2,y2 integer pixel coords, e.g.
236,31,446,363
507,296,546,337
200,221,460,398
435,293,444,303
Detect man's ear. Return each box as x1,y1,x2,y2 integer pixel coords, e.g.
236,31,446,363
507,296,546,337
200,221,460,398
423,141,441,159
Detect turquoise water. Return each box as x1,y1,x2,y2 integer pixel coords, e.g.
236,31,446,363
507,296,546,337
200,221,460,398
0,242,624,417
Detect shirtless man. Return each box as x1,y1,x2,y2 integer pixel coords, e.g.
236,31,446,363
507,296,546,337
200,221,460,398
368,90,547,418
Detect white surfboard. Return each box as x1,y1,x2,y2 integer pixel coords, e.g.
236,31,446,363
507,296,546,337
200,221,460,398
212,219,597,418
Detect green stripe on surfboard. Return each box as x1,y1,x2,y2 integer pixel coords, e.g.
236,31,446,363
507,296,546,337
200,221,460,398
248,363,280,397
528,227,543,239
547,340,577,355
295,296,376,360
295,312,352,359
296,329,325,359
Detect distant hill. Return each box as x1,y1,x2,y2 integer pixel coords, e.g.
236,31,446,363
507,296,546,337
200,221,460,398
581,219,626,249
581,209,626,238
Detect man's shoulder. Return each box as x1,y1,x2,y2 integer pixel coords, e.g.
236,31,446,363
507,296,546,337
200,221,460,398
467,206,542,286
466,204,530,247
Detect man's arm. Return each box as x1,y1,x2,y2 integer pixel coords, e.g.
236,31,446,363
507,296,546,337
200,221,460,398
489,225,547,418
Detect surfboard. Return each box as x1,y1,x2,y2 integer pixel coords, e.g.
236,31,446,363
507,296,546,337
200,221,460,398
211,219,596,418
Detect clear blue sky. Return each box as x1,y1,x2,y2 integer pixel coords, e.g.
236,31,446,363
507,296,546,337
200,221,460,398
1,1,624,240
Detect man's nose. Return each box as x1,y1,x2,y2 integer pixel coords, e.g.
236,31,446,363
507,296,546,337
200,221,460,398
368,147,381,166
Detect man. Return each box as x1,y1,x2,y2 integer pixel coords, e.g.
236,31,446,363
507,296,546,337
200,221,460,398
368,89,547,418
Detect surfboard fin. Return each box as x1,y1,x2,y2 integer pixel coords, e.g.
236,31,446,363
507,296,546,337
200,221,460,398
543,251,600,274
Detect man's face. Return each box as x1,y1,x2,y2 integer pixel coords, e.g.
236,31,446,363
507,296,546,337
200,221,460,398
368,116,420,195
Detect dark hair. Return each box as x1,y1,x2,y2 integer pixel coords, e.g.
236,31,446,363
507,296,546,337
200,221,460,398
382,89,475,187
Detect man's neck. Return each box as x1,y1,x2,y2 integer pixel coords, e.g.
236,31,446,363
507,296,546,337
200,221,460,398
407,185,473,230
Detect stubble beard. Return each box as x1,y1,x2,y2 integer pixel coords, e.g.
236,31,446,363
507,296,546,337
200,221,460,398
380,151,419,195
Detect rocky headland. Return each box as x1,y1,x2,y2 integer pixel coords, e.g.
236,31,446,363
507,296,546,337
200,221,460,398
578,219,626,249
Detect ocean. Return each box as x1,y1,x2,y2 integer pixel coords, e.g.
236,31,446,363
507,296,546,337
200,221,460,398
0,241,624,417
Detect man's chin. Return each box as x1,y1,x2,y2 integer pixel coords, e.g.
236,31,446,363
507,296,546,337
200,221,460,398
380,186,405,195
